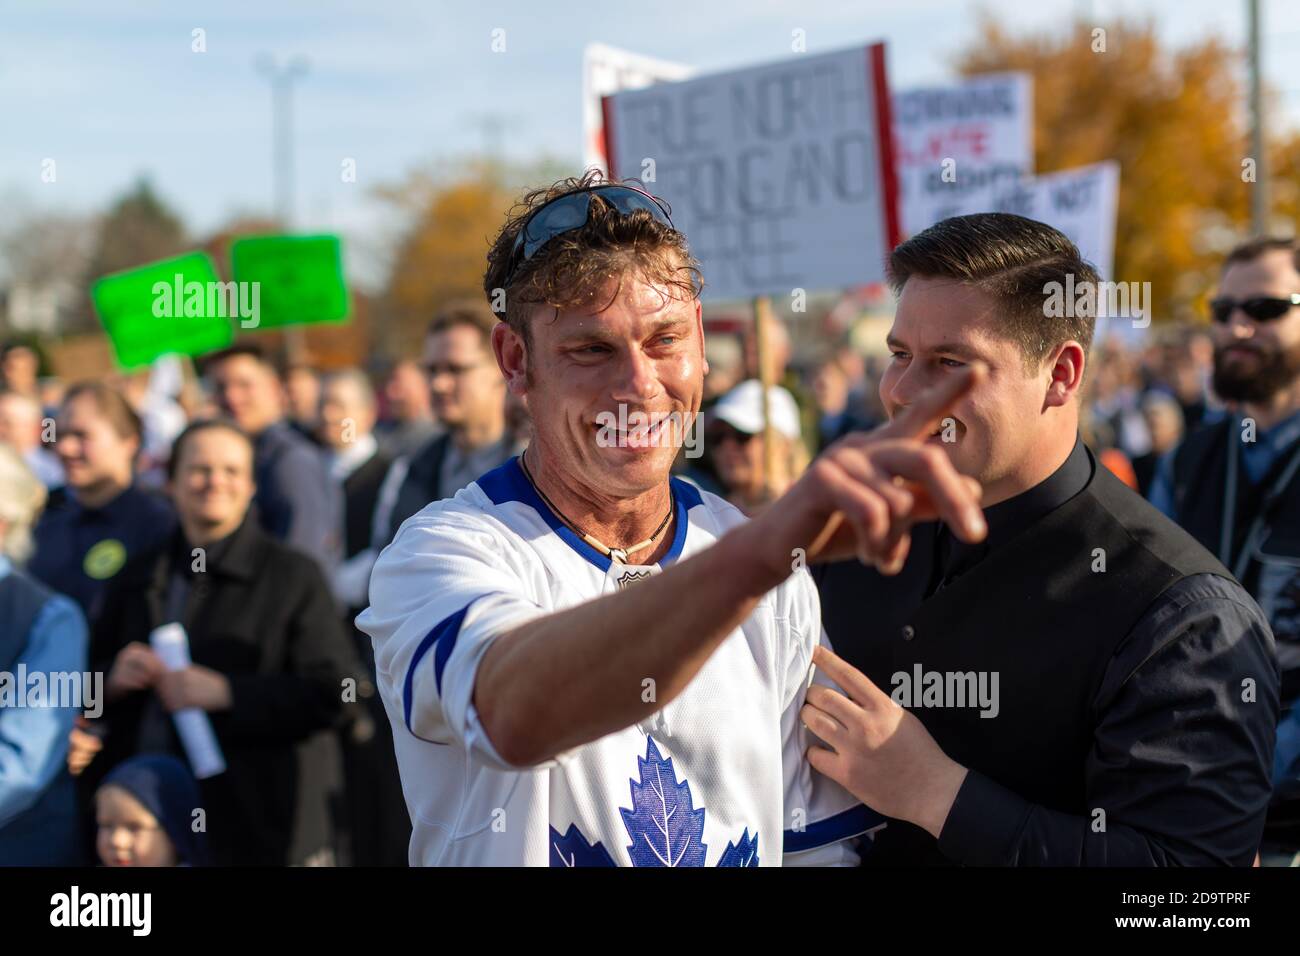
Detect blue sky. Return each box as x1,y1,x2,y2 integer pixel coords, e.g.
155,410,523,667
4,0,1300,287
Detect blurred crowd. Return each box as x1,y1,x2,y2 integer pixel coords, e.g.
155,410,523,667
689,315,1217,511
0,290,1264,866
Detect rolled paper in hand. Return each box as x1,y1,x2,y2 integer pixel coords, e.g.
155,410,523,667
149,623,227,779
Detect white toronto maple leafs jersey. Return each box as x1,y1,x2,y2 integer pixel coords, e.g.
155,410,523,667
357,457,879,867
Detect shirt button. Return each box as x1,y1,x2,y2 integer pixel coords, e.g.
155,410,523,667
901,624,915,641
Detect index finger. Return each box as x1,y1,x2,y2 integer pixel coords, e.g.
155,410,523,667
812,644,892,709
878,363,985,441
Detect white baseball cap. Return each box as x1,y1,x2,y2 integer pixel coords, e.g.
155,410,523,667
711,379,802,441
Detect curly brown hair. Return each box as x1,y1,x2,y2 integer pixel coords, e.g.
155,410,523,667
482,170,703,344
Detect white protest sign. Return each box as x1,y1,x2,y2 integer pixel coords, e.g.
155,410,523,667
603,43,900,301
940,161,1120,279
893,73,1033,238
583,44,695,175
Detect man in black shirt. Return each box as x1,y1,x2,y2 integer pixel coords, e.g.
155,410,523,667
810,213,1278,866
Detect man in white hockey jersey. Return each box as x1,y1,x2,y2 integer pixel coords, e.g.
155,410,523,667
358,172,987,866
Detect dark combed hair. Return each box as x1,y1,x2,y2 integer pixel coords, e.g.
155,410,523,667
201,341,275,376
166,418,252,480
482,170,703,342
888,213,1100,370
1223,236,1300,272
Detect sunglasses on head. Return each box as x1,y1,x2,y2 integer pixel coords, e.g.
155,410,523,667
1209,293,1300,324
501,184,675,290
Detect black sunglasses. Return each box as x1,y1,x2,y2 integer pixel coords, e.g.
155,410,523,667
1209,294,1300,324
501,184,674,289
709,424,758,446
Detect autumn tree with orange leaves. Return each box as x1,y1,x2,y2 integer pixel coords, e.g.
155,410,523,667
955,15,1300,322
375,158,569,357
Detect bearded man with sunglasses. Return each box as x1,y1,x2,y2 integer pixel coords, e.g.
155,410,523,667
358,173,991,866
1152,236,1300,864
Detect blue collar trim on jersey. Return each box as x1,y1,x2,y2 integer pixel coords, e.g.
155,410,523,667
477,456,698,572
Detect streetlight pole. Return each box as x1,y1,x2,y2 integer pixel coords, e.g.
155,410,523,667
255,54,310,359
1248,0,1269,236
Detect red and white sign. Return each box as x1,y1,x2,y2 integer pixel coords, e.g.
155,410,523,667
892,73,1033,238
602,43,899,301
582,44,695,176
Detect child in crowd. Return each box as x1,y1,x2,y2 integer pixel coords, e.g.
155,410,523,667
94,755,209,867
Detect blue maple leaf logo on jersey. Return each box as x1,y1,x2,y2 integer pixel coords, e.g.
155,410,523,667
621,737,708,867
716,828,760,867
549,736,758,867
549,823,616,867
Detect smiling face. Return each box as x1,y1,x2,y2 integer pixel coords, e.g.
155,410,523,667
881,276,1082,504
55,392,137,494
1213,248,1300,403
209,354,283,436
498,272,705,500
170,426,255,541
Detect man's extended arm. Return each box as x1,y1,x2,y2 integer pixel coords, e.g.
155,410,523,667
474,370,989,767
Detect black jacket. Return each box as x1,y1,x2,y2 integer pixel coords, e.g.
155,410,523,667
338,447,409,865
89,515,361,866
343,449,392,560
1167,415,1300,708
815,443,1278,866
385,432,452,544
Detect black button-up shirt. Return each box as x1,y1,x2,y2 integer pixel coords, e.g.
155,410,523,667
929,438,1093,597
937,440,1276,864
817,437,1280,865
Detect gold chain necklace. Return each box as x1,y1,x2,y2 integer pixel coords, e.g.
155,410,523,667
519,452,674,564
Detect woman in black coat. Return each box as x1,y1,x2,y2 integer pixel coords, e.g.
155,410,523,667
86,419,361,866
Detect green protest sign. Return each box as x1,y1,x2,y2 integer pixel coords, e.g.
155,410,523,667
230,234,350,330
91,251,234,370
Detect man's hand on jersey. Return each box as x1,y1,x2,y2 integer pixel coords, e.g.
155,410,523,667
802,645,968,839
742,364,987,586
